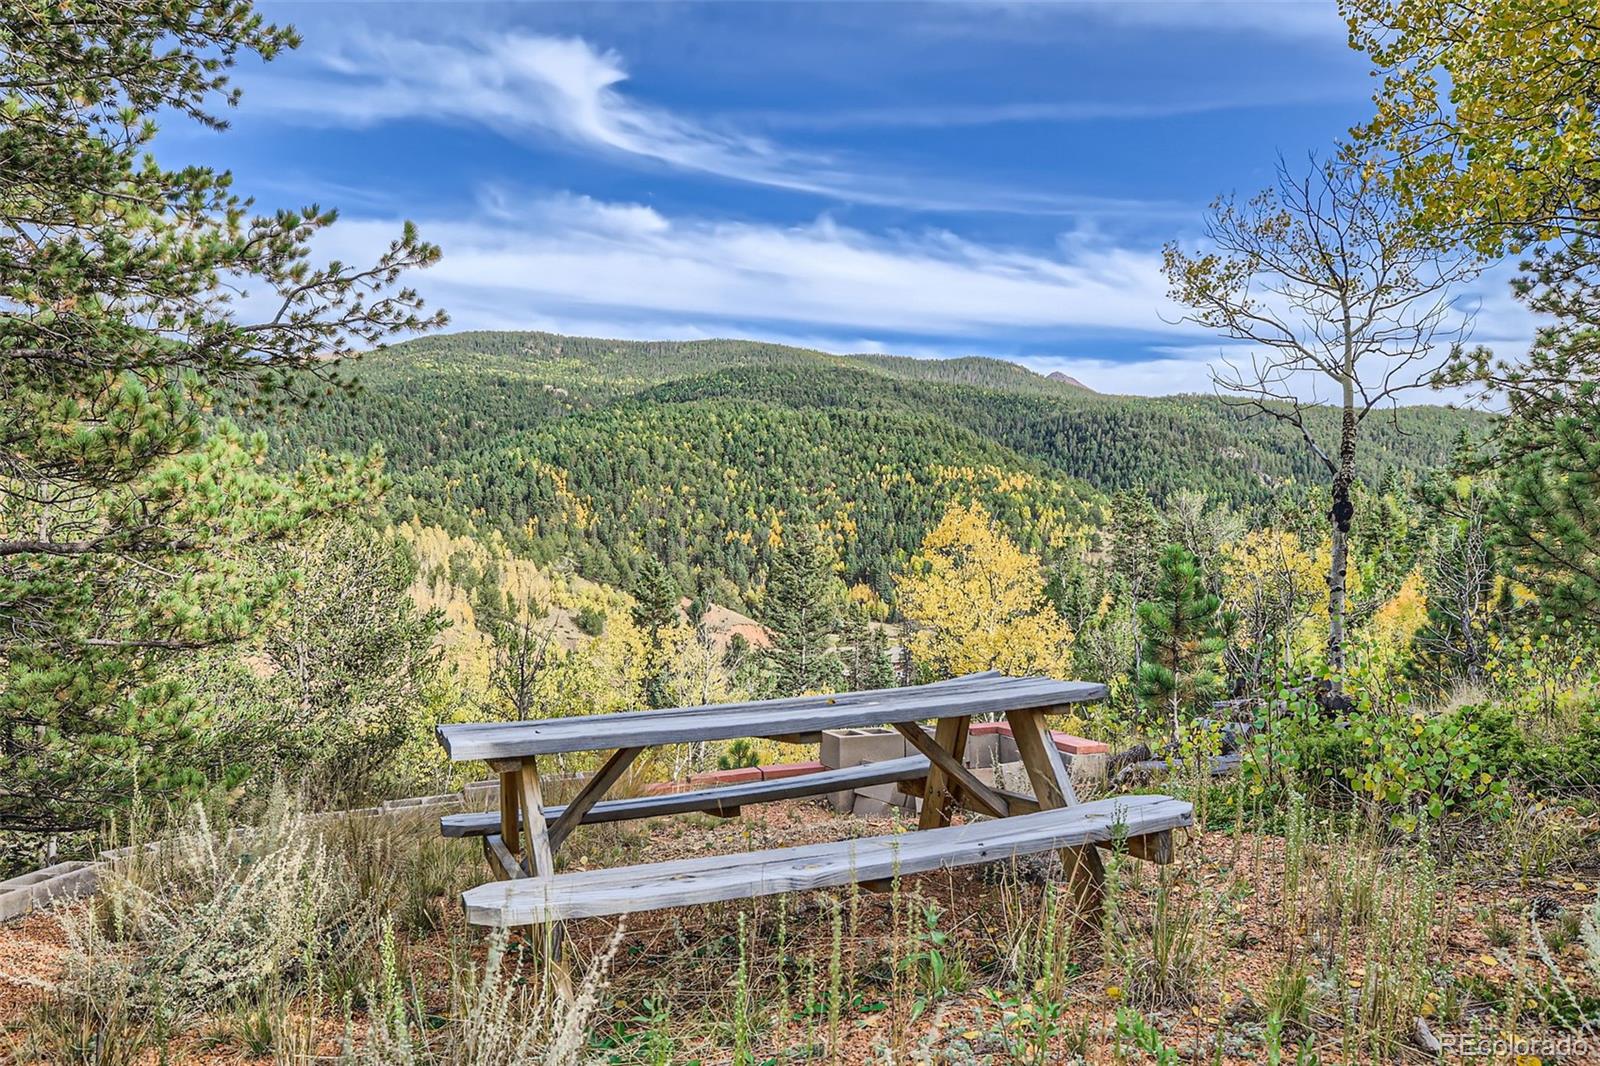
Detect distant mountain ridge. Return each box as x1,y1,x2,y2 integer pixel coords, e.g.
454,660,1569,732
255,330,1492,603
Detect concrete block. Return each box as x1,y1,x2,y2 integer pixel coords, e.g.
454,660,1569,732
820,727,907,770
0,863,100,922
381,793,459,813
1052,732,1110,756
1066,752,1108,788
963,731,1001,770
853,781,917,810
972,761,1033,794
851,795,896,818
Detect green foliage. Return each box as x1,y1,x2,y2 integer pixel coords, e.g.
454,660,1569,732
250,332,1483,606
575,605,607,637
839,605,896,691
631,556,678,707
1344,701,1514,830
1491,376,1600,627
204,523,448,803
761,525,844,696
1136,545,1226,733
716,738,761,771
0,0,442,835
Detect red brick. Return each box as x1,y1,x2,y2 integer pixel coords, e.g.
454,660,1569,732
688,766,763,787
759,760,826,781
1050,731,1110,755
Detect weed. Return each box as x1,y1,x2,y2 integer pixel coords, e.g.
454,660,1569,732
900,902,968,1014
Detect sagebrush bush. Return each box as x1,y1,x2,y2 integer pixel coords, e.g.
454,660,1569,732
348,924,621,1066
64,790,380,1024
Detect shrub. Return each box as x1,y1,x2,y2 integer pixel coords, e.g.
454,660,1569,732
348,925,622,1065
717,738,761,771
1247,689,1521,829
575,605,607,637
53,791,380,1027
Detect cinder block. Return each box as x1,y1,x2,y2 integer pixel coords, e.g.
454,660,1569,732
1066,752,1108,787
998,734,1021,762
963,731,1001,769
972,761,1033,794
851,795,896,818
1052,732,1110,756
0,864,100,922
854,781,919,811
820,727,908,769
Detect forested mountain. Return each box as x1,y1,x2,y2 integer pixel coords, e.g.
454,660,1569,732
255,330,1489,603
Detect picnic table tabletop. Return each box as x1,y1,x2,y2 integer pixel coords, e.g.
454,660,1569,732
435,671,1107,761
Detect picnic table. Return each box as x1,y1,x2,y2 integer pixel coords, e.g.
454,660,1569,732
435,671,1192,977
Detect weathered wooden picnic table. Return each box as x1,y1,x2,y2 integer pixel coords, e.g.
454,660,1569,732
435,672,1192,973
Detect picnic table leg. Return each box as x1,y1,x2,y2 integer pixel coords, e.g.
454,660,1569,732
491,758,572,998
1005,709,1104,929
917,714,971,830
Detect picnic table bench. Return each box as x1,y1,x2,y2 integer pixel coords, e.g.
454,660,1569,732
435,672,1192,962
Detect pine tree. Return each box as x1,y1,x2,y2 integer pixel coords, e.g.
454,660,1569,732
0,2,443,835
840,605,895,691
762,525,842,696
1137,545,1226,739
1109,489,1164,690
630,556,679,707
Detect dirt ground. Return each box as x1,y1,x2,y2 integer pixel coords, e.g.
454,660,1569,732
4,800,1600,1064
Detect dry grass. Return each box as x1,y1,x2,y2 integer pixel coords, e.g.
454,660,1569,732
4,788,1600,1064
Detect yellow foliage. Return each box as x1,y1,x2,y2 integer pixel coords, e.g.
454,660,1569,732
895,501,1072,677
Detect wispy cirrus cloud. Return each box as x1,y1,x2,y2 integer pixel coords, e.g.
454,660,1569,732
298,188,1532,401
314,189,1188,341
252,30,1170,217
734,92,1347,131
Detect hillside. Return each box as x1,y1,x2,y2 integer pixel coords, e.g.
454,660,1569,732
256,330,1490,602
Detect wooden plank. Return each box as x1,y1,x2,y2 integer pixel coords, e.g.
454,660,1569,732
438,675,1107,761
1005,709,1080,808
989,788,1042,815
498,769,520,866
1061,843,1106,919
1121,829,1174,865
912,716,967,829
484,833,525,880
440,755,934,837
1006,708,1099,921
894,720,1010,822
546,746,642,851
518,762,556,878
461,794,1193,925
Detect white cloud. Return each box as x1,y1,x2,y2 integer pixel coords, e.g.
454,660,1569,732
300,191,1534,403
315,191,1187,341
739,91,1345,131
252,30,1165,216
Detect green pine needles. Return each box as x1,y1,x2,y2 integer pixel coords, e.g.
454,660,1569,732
1136,544,1227,738
0,1,444,835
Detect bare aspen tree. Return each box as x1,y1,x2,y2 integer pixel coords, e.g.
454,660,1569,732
1163,158,1480,696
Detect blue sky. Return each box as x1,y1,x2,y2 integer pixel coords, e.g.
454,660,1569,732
177,1,1532,396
